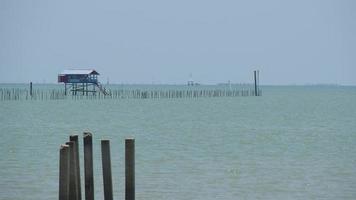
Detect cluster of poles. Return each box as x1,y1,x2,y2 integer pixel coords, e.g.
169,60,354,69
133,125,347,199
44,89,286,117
108,88,262,99
59,133,135,200
0,88,66,101
0,88,262,101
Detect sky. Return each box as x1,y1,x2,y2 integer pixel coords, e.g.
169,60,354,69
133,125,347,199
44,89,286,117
0,0,355,85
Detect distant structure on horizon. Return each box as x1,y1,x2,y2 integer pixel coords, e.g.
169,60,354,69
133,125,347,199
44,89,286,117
58,69,109,95
187,73,200,86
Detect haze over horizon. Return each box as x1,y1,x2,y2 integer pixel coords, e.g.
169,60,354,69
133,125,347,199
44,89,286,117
0,0,355,85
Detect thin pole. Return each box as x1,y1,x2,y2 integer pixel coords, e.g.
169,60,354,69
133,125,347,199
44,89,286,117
59,144,70,200
254,70,257,96
125,138,135,200
70,135,82,200
83,132,94,200
30,82,33,96
257,70,260,96
101,140,113,200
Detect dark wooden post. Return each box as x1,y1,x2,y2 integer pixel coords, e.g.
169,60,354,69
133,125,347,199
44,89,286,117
125,138,135,200
30,82,33,97
101,140,113,200
59,144,70,200
83,132,94,200
254,70,258,96
66,141,79,200
70,135,82,200
257,70,260,96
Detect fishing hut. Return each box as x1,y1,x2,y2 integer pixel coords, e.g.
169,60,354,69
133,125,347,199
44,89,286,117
58,69,109,96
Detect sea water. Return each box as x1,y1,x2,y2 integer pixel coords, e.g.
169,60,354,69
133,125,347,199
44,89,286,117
0,85,355,200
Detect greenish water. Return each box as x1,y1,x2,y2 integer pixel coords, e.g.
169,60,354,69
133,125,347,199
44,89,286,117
0,85,356,199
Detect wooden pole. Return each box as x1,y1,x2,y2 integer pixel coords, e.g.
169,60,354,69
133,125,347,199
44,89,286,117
65,141,79,200
257,70,260,96
70,135,82,200
59,144,70,200
125,138,135,200
254,70,257,96
101,140,113,200
30,82,33,97
83,132,94,200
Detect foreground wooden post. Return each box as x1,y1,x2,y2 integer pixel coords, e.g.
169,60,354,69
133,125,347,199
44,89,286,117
101,140,113,200
66,141,79,200
59,144,70,200
125,138,135,200
83,132,94,200
70,135,82,200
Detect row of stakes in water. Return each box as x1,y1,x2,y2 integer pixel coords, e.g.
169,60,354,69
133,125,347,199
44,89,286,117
0,88,262,101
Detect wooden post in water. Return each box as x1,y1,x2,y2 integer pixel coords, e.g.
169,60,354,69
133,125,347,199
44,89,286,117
101,140,113,200
59,144,70,200
254,70,257,96
125,138,135,200
30,82,33,97
69,135,82,200
83,132,94,200
65,141,79,200
257,70,260,96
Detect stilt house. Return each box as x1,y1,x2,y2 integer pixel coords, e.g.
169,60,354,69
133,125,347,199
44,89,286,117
58,69,109,95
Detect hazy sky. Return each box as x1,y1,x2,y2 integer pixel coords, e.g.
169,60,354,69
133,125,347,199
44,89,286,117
0,0,355,85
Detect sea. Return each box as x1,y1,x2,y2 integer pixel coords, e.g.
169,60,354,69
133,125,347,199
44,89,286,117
0,84,355,200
